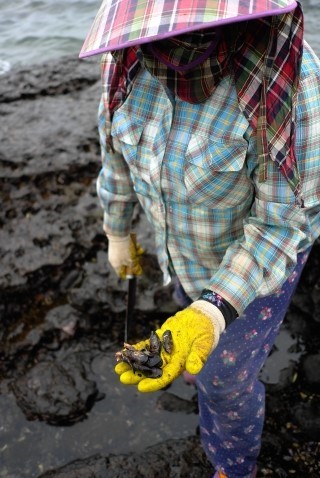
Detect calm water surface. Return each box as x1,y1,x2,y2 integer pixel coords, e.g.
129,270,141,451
0,0,100,72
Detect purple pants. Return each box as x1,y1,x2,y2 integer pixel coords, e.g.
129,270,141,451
175,249,310,478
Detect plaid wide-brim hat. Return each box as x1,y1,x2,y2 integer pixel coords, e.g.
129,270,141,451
80,0,298,58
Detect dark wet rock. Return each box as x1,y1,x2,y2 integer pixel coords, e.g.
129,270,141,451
1,304,85,361
45,304,81,337
11,358,102,425
301,354,320,389
0,56,101,295
0,56,99,104
284,305,310,337
68,249,128,315
38,455,109,478
156,391,198,414
38,436,212,478
293,401,320,440
311,279,320,323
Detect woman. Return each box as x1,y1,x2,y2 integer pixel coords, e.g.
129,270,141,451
80,1,320,476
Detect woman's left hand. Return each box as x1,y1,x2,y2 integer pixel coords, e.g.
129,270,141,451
115,303,224,392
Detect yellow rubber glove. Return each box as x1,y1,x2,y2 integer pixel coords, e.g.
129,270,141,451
106,233,144,279
115,301,225,392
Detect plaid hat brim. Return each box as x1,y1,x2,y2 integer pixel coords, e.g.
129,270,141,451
80,0,298,58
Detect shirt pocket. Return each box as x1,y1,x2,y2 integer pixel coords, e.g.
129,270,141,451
111,110,144,164
184,134,251,208
111,100,172,189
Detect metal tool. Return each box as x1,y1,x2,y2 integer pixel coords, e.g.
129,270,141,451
124,270,136,343
124,233,139,343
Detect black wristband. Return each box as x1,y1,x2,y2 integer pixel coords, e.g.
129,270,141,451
198,289,239,328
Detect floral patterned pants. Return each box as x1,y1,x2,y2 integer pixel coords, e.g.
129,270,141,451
175,249,310,478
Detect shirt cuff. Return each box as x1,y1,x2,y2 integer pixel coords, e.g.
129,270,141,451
102,203,136,237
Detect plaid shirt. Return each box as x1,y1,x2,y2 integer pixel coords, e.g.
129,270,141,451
97,41,320,314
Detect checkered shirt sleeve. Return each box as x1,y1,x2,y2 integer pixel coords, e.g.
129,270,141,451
97,66,138,236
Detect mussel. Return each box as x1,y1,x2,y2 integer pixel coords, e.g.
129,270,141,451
115,329,173,378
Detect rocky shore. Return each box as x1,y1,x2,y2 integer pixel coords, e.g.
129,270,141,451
0,57,319,477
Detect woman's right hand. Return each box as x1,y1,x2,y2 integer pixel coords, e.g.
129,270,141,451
107,233,144,279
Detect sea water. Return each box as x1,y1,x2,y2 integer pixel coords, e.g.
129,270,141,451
0,0,100,73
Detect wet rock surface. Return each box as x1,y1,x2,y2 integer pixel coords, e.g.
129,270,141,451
0,57,319,477
11,358,102,426
38,436,211,478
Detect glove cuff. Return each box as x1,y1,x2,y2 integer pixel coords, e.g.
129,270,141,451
106,233,131,244
189,300,225,351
